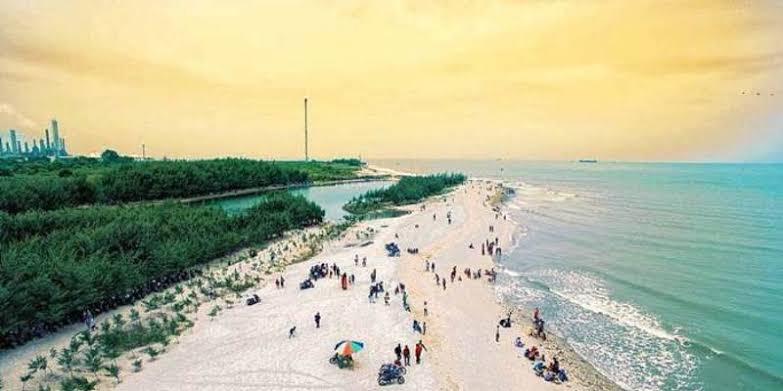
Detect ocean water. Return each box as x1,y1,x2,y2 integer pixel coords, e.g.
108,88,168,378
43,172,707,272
203,180,392,221
372,160,783,391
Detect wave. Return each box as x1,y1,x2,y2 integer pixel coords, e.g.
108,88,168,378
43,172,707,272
499,267,701,391
508,181,578,203
527,269,682,342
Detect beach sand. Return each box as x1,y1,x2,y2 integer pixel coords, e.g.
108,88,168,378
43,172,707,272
116,181,588,391
2,181,607,390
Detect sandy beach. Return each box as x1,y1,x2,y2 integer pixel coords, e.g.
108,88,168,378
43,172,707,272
1,180,608,390
115,180,591,390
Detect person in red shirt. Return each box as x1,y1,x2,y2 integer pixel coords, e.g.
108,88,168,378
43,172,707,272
415,340,428,364
402,345,411,366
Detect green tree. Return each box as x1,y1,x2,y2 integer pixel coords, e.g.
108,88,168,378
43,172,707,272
57,347,76,375
100,149,121,162
104,363,121,384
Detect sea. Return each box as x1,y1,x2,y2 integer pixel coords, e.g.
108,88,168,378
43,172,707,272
371,160,783,391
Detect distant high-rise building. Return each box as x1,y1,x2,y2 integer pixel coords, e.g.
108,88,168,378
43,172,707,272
0,136,3,155
24,141,29,154
3,142,9,154
45,128,51,152
39,139,45,153
9,129,18,154
16,140,22,154
51,119,60,152
61,138,66,154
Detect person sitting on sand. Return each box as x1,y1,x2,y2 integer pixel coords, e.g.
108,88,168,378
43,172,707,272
525,346,539,360
515,337,524,348
548,357,560,374
532,359,545,376
288,326,297,338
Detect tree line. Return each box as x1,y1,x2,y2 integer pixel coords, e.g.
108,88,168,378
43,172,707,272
344,173,466,214
0,157,361,214
0,193,324,347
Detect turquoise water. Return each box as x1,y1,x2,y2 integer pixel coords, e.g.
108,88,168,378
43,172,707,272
203,181,392,221
372,160,783,391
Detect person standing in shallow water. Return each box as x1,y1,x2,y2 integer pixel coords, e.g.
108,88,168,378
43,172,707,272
314,312,321,328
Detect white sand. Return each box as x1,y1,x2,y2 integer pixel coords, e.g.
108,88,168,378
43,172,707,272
118,182,578,390
3,182,590,390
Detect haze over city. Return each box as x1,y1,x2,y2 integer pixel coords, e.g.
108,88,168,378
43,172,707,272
1,0,782,161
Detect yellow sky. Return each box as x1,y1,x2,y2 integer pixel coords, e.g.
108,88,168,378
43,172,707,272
1,0,782,160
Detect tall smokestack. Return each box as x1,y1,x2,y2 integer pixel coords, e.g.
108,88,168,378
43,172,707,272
304,97,309,161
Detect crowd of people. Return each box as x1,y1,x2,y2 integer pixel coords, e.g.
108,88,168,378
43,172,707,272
283,182,570,387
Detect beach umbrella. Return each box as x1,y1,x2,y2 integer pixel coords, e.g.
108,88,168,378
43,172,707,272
334,340,365,356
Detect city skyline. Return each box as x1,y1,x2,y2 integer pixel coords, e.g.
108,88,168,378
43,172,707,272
1,118,68,157
1,1,783,161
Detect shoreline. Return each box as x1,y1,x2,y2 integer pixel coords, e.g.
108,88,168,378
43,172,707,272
492,182,623,391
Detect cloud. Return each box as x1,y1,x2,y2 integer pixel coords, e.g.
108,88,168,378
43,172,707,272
0,103,37,128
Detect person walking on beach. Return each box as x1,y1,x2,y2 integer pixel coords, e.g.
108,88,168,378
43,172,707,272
394,344,402,361
83,309,95,332
289,326,297,338
415,340,428,364
314,312,321,328
403,345,411,366
280,276,285,288
495,325,500,343
423,321,427,335
424,301,428,316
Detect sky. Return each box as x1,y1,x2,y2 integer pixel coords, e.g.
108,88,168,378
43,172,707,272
1,0,782,161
